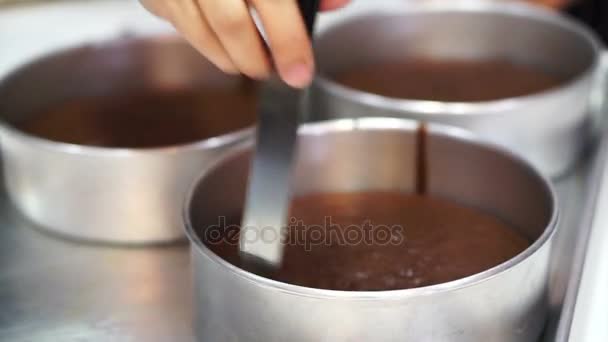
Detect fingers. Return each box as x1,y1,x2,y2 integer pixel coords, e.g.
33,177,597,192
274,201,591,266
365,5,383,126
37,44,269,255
143,0,238,74
197,0,271,80
251,0,314,88
140,0,352,87
139,0,169,18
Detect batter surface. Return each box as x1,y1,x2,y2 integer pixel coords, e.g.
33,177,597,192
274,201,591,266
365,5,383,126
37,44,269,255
204,192,530,291
333,59,564,102
15,83,257,148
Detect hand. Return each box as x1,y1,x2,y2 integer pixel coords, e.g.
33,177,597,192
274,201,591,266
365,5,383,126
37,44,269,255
141,0,350,88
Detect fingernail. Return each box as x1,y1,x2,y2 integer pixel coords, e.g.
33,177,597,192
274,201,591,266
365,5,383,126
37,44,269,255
282,63,313,88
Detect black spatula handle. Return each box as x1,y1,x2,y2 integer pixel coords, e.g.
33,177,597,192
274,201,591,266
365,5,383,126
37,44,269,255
297,0,320,38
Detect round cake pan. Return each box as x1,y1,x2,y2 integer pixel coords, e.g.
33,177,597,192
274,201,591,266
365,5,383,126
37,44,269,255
310,1,603,177
0,36,254,244
185,118,557,342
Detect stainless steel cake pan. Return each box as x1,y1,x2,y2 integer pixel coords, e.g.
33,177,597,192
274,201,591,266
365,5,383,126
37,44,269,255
310,1,603,177
0,36,254,244
185,117,558,342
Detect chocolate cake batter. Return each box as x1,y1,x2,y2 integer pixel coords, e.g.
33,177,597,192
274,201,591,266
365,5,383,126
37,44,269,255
333,59,564,102
15,83,257,148
204,192,530,291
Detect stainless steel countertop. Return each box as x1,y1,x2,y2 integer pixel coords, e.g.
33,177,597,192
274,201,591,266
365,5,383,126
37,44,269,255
0,196,194,342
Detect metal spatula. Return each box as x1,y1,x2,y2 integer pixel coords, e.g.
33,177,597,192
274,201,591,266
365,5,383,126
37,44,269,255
240,0,320,273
